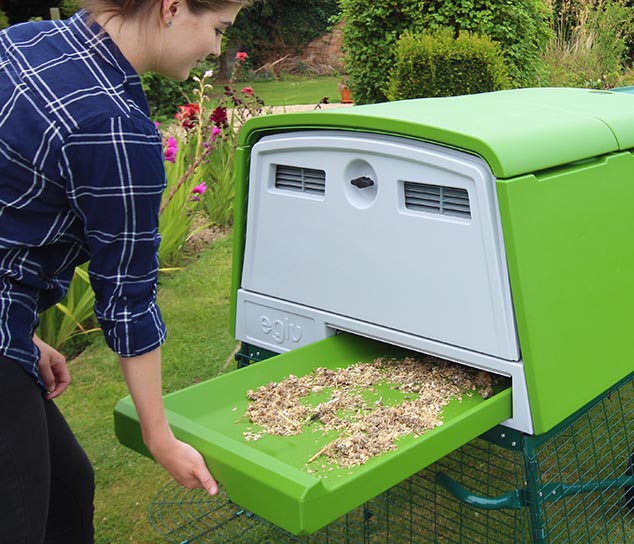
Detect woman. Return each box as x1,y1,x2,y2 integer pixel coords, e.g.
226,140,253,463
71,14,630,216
0,1,251,542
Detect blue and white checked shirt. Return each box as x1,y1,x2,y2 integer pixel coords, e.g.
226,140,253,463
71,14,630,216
0,10,167,390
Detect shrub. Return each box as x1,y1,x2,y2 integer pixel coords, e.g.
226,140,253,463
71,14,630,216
58,0,80,18
340,0,551,104
37,264,99,351
0,9,9,29
418,1,551,87
542,0,634,88
387,29,510,100
141,58,221,121
141,72,187,122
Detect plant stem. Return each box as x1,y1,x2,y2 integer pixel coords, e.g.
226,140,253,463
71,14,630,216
159,148,211,214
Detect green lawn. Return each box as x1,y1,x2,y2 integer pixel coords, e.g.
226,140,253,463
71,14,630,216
56,233,238,544
222,75,345,107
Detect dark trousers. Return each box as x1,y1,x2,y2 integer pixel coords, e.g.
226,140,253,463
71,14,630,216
0,355,94,543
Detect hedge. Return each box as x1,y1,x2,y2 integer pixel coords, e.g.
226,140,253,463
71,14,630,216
387,28,510,100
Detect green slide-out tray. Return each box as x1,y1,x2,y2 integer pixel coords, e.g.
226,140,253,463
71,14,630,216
114,333,512,534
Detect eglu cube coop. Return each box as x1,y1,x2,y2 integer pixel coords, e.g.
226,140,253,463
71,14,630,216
115,87,634,543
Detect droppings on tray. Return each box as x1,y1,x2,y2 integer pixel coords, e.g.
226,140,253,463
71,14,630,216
243,356,499,468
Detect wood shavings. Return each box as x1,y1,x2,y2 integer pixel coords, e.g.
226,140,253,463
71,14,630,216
243,355,499,468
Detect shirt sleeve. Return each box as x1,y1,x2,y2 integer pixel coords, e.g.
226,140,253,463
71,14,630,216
61,114,167,357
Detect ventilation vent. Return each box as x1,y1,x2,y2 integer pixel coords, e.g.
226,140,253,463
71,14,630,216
404,182,471,219
275,165,326,195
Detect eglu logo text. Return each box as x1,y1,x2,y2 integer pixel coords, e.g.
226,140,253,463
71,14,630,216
259,315,302,344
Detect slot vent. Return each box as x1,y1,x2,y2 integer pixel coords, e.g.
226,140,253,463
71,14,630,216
404,182,471,218
275,165,326,195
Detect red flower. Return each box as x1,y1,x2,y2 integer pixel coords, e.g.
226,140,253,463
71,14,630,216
210,106,228,128
241,86,254,95
235,51,248,62
175,103,200,130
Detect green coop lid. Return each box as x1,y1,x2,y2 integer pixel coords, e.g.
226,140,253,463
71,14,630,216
237,87,634,178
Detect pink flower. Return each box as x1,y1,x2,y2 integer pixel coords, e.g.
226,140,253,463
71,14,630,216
241,86,254,95
192,182,207,195
164,148,176,163
203,127,223,151
191,182,207,201
164,137,178,163
235,51,248,61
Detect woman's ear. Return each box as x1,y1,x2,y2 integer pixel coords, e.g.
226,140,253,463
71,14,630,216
161,0,183,24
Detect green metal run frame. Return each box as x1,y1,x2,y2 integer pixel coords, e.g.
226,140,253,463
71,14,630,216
436,372,634,544
234,342,279,369
149,364,633,544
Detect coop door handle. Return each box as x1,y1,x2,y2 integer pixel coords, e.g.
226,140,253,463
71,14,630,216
350,176,374,189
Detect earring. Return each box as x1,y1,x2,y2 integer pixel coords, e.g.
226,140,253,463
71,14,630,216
166,20,172,27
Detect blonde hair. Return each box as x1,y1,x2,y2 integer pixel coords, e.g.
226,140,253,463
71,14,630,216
80,0,253,23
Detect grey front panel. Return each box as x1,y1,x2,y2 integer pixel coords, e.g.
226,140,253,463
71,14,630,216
241,131,519,361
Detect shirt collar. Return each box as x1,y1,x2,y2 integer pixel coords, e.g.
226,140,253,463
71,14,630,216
67,9,140,83
67,10,151,117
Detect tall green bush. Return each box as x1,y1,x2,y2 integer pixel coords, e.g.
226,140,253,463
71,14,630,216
339,1,419,105
387,29,510,100
340,0,551,104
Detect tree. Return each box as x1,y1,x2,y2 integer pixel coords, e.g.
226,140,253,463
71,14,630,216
4,0,55,23
228,0,340,66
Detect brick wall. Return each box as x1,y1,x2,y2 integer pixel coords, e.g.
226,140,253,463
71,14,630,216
300,21,346,72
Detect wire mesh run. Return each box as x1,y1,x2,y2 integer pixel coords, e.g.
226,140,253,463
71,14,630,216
149,373,633,544
149,439,532,544
527,373,633,544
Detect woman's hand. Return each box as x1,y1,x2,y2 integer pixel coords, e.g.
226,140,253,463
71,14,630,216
33,334,71,400
147,432,219,495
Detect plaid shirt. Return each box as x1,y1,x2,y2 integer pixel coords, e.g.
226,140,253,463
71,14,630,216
0,10,167,390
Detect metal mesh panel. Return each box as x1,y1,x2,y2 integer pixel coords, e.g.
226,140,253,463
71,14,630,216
529,374,633,544
149,439,531,544
148,373,633,543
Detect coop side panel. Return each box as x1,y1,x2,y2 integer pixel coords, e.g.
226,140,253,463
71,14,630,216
496,151,634,434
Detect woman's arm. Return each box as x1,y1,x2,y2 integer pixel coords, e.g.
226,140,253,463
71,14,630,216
119,347,218,495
